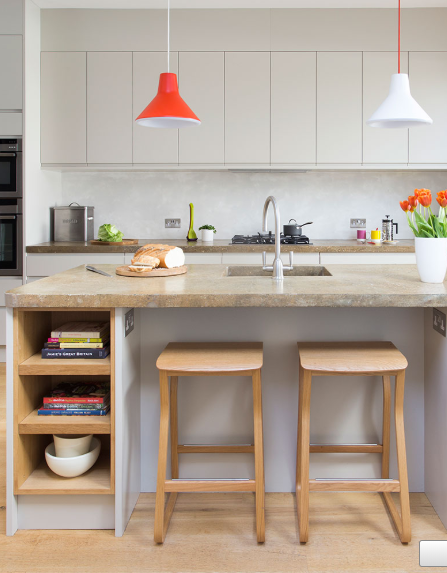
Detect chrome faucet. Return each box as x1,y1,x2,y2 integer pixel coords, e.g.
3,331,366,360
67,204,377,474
262,196,293,280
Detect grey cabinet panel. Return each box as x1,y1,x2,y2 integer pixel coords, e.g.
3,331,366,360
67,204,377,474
179,52,224,164
0,113,22,136
317,52,362,164
133,52,178,164
363,52,409,164
271,52,316,164
0,0,22,34
0,36,22,110
225,52,270,164
41,52,86,164
409,52,447,164
87,52,132,164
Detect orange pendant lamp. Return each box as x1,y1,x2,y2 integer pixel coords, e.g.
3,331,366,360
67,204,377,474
135,0,200,128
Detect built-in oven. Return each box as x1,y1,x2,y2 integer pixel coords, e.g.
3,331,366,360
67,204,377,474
0,199,23,276
0,138,22,198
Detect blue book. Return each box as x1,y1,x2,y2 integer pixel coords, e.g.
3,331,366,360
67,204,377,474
41,345,110,359
38,406,110,416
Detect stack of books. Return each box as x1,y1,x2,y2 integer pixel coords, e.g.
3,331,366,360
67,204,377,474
42,321,110,359
38,381,110,416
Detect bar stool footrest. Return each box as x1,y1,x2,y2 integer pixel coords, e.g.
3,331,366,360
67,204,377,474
309,479,400,492
310,444,383,454
165,479,257,492
178,444,255,454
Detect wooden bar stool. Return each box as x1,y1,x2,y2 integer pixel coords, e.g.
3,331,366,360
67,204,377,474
154,342,265,544
296,341,411,544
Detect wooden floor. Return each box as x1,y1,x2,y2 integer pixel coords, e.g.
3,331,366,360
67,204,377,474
1,364,447,572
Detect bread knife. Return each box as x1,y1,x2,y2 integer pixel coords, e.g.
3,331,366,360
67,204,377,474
86,265,112,277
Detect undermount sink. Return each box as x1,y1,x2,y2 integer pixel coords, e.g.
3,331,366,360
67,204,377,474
225,266,332,277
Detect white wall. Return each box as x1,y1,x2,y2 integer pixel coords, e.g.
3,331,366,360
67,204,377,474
24,0,61,247
140,307,424,493
60,170,447,240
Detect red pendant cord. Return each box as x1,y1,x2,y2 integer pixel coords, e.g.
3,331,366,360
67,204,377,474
398,0,401,73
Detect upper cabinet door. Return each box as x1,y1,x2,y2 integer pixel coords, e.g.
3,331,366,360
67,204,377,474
225,52,270,164
271,52,316,164
41,52,86,164
0,0,22,34
317,52,362,164
87,52,132,163
178,52,224,164
409,52,447,164
363,52,409,164
133,52,178,164
0,36,22,110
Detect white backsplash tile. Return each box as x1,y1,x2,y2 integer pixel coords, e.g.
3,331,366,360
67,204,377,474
60,170,447,240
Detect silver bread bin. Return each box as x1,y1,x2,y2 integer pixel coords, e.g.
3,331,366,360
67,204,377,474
52,203,94,242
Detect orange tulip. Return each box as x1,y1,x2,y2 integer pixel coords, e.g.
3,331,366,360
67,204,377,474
417,189,432,207
437,190,447,208
400,200,410,212
408,195,418,209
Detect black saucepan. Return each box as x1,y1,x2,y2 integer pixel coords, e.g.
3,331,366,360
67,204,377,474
283,219,313,237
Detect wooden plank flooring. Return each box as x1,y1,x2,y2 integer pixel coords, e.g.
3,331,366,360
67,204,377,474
1,364,447,572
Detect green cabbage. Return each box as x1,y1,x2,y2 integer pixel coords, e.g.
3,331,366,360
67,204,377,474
97,224,124,242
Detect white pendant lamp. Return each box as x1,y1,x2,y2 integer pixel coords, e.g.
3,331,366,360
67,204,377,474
367,0,432,129
135,0,200,129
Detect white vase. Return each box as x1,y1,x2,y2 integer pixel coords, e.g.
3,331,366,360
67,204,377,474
415,237,447,283
201,229,214,242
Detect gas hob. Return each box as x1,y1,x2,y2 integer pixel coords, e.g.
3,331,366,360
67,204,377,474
231,233,312,245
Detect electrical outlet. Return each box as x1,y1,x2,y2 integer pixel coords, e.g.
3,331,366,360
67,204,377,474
125,308,134,337
165,218,181,229
350,218,366,229
433,308,446,337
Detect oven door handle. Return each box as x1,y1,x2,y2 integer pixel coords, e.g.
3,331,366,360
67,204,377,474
0,216,16,220
0,153,16,157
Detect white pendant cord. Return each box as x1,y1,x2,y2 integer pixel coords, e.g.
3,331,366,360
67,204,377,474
167,0,170,73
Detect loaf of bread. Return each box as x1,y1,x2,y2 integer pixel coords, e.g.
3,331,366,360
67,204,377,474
131,244,185,269
128,253,160,273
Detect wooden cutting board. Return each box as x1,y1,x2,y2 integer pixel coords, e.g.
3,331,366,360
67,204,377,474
90,239,139,246
115,265,187,278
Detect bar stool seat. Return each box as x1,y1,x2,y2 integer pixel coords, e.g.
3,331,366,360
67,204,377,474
154,342,265,544
156,342,264,373
296,341,411,544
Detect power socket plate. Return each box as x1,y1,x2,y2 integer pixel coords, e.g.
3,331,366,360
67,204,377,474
125,308,134,337
165,218,181,228
350,218,367,229
433,308,446,337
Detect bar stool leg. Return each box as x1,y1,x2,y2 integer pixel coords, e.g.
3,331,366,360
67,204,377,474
381,375,391,479
296,364,312,543
154,370,170,543
395,370,411,543
170,377,179,480
252,368,265,543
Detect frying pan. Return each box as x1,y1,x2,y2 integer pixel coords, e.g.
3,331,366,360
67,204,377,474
283,219,313,237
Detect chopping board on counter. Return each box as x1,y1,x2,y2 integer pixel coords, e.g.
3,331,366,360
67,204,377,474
115,265,188,278
90,239,139,246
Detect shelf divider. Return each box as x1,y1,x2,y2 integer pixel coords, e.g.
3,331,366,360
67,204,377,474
19,409,111,435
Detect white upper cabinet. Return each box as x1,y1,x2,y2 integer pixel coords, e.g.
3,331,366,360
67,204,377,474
317,52,362,164
178,52,224,164
271,52,316,164
41,52,87,164
133,52,178,164
87,52,132,164
363,52,409,164
409,52,447,164
0,0,22,34
0,36,22,110
225,52,270,164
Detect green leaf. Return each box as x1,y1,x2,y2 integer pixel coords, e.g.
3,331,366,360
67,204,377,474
97,224,124,242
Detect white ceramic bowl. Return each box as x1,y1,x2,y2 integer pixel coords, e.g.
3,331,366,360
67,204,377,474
54,434,93,458
45,437,101,478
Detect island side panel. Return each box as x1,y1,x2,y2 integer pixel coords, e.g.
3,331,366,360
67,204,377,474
424,307,447,529
114,308,141,537
140,307,424,493
6,307,17,535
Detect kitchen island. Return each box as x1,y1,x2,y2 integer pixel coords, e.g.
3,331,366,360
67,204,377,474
5,264,447,539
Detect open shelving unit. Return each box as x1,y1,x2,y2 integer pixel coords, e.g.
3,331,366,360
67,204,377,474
13,308,115,496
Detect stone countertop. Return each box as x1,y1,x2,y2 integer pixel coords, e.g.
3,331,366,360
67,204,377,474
6,263,446,308
26,239,415,254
